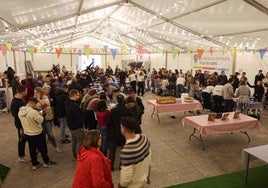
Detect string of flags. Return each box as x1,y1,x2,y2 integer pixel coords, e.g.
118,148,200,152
0,42,267,60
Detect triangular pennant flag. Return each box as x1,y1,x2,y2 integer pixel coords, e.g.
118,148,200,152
259,48,266,60
177,50,181,56
34,47,38,53
27,46,34,58
231,48,237,59
103,45,109,52
78,49,82,56
220,47,225,55
83,45,89,49
196,49,204,60
172,49,177,60
137,46,144,59
183,47,188,53
0,45,7,56
110,48,117,60
5,42,12,51
83,48,90,58
13,46,20,51
209,47,214,55
55,48,62,58
121,45,127,54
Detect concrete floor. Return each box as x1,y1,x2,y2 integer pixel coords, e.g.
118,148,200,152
1,93,268,188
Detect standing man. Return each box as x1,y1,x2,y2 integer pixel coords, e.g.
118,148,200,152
254,70,265,85
18,97,57,170
65,89,85,160
223,78,235,112
107,95,132,171
10,85,30,162
54,85,71,143
119,117,151,188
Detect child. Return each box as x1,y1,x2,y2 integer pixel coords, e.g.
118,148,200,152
96,100,110,156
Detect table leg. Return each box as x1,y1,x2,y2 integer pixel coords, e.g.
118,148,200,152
240,131,250,143
151,107,155,118
189,128,196,141
189,128,205,150
151,107,160,123
244,153,250,184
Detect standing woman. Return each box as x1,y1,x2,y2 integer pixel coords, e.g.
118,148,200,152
137,70,145,96
128,70,137,93
34,87,62,153
72,130,113,188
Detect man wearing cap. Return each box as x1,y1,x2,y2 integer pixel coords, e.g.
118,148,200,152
119,117,151,188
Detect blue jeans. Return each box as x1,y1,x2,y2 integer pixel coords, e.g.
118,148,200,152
58,117,67,140
97,125,108,155
176,84,184,98
43,121,57,148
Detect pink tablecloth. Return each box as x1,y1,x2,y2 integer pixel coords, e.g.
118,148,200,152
182,112,261,135
147,99,203,114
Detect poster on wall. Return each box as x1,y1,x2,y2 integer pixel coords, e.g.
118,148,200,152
122,60,151,71
191,52,233,74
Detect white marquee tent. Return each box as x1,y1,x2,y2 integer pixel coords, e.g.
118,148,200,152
0,0,268,83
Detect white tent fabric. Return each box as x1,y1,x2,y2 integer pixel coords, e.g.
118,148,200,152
0,0,268,86
0,0,267,50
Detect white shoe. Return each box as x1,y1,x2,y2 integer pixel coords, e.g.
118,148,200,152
32,162,41,170
54,147,62,153
18,156,31,163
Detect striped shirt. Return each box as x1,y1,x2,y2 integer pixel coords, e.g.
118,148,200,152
120,134,150,166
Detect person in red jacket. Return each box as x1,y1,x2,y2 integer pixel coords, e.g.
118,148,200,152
72,130,114,188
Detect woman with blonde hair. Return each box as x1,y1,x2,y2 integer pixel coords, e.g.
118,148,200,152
72,130,113,188
34,87,62,153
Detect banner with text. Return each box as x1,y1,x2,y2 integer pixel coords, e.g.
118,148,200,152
191,52,232,74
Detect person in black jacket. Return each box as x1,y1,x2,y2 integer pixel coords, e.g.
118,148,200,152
65,89,85,159
54,85,71,143
253,80,265,102
107,94,132,171
10,85,30,162
11,75,21,96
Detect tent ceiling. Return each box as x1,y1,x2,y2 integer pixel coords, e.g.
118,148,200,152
0,0,267,51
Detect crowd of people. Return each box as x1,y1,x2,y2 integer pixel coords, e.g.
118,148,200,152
8,64,151,187
6,63,268,187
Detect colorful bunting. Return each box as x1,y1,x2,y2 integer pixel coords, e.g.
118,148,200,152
231,48,237,59
177,50,181,56
137,46,144,59
183,47,188,53
5,42,12,51
196,49,204,60
259,48,266,60
110,48,117,60
220,47,225,55
121,45,128,54
103,45,109,52
0,45,7,56
83,47,90,58
209,47,214,55
27,46,34,58
55,48,62,58
172,49,177,60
